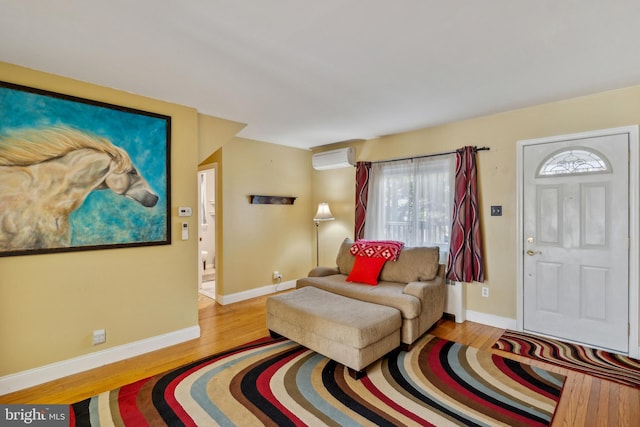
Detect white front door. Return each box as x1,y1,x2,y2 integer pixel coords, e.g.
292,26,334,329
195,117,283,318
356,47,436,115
522,133,629,353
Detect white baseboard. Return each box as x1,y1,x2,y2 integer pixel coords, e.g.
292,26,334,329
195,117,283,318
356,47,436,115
0,290,515,395
0,325,200,396
217,280,296,305
465,310,517,330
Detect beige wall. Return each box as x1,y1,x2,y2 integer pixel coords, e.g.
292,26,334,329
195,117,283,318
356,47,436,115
3,59,640,380
0,63,315,380
314,85,640,325
217,138,313,295
197,117,314,296
0,62,200,376
311,141,365,267
198,114,246,164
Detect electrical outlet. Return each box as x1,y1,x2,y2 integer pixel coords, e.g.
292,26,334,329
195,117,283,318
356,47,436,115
178,206,192,217
481,287,489,298
273,271,282,280
93,329,106,345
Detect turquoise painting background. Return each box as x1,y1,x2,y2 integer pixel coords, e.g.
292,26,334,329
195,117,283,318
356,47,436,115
0,85,169,247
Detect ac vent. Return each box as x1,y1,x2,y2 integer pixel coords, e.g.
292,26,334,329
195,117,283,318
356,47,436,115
311,147,355,170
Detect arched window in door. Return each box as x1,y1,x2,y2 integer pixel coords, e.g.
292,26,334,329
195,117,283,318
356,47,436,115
537,147,611,177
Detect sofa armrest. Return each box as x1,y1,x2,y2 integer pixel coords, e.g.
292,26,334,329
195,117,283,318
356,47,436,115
308,266,340,277
402,263,446,299
403,276,444,300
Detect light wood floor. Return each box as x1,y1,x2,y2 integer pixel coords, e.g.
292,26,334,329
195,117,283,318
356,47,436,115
1,293,639,426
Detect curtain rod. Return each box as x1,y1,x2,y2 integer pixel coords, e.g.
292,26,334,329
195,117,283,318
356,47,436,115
370,146,490,165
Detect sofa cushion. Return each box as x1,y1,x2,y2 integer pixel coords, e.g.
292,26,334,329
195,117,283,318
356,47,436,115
346,256,386,285
336,238,440,283
379,246,440,282
336,238,356,275
297,275,421,319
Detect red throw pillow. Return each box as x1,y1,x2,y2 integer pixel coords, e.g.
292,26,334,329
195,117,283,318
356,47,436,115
345,256,387,285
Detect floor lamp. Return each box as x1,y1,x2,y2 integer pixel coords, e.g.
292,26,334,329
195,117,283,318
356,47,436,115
314,202,335,266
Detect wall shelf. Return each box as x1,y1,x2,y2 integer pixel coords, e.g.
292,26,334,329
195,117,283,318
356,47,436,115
249,195,297,205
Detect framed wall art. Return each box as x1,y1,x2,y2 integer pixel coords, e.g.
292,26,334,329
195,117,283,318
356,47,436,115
0,81,171,257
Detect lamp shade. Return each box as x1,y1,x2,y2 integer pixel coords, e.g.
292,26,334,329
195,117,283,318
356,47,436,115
313,203,335,222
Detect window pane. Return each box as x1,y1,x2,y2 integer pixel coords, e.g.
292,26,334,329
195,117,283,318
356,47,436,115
364,155,454,261
415,158,452,248
538,148,611,176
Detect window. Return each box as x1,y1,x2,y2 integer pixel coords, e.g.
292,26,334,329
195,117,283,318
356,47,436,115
537,147,611,177
364,155,454,261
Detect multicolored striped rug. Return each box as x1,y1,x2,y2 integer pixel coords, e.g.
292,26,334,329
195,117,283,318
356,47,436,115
493,330,640,389
71,334,565,426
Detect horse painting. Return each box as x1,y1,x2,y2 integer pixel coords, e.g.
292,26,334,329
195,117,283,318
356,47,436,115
0,126,159,251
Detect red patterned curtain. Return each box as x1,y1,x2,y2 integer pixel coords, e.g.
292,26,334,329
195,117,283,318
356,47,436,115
446,147,485,283
354,161,371,240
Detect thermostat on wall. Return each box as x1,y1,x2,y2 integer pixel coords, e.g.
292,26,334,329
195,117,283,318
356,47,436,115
178,207,192,217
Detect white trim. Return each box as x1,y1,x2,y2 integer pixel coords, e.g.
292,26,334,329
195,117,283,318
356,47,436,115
216,280,296,305
516,125,640,358
516,134,525,333
0,326,200,395
628,126,640,358
465,310,517,330
197,165,217,297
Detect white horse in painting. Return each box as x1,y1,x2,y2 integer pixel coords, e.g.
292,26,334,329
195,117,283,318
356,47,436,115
0,126,159,251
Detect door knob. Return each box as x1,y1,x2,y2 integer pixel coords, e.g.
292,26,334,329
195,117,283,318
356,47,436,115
526,250,541,256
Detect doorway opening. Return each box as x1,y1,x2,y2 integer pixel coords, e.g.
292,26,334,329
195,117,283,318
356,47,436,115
198,166,216,299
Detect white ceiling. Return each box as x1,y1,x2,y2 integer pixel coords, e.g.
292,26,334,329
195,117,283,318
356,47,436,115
2,1,640,149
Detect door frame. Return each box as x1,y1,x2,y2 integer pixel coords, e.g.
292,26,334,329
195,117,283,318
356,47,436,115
516,125,640,358
197,164,217,298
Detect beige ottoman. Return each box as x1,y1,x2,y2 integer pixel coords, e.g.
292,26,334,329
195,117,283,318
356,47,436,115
266,286,401,379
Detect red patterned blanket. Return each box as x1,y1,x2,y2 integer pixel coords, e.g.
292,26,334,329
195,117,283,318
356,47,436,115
349,239,404,261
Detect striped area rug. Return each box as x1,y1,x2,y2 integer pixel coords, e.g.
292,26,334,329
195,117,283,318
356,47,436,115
493,330,640,389
71,335,565,426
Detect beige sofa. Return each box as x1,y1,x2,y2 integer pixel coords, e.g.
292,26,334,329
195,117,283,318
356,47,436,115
296,238,446,347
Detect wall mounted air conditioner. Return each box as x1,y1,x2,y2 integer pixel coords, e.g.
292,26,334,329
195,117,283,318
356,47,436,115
312,147,356,170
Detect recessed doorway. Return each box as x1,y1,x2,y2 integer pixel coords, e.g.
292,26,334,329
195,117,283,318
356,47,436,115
198,166,216,299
